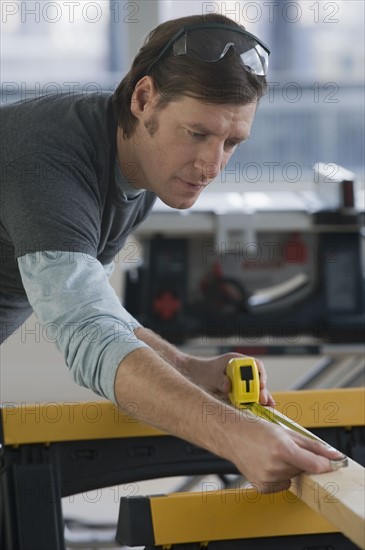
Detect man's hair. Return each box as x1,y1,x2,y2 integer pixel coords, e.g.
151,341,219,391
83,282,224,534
113,13,267,138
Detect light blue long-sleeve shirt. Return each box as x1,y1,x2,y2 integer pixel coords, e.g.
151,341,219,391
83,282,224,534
18,251,150,403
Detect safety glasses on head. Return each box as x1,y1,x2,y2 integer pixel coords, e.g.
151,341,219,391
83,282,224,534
146,23,270,77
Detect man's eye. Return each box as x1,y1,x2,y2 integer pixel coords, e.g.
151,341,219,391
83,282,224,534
226,141,240,149
189,131,205,139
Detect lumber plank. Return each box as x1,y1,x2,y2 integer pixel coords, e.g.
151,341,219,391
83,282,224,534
291,457,365,549
269,404,364,548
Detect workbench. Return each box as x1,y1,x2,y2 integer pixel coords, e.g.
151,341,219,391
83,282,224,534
1,388,364,549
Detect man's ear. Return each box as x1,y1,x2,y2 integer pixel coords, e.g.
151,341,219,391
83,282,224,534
130,76,159,119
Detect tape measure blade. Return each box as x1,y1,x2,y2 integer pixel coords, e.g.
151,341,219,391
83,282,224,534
265,407,319,441
248,403,319,441
247,403,278,424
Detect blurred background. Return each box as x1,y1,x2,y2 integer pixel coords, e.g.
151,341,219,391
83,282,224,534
1,0,364,182
2,0,364,398
1,3,364,548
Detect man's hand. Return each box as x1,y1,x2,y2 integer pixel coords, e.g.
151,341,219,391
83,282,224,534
115,347,344,495
178,352,275,407
130,328,343,492
134,327,274,405
219,407,345,493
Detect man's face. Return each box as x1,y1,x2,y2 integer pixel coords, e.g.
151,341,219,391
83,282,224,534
121,79,257,209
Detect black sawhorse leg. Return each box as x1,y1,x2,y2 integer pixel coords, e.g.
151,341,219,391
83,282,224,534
0,444,65,550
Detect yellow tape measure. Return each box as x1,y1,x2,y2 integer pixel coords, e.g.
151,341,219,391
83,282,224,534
226,357,348,468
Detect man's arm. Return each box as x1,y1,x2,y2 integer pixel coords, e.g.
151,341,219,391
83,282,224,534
18,251,344,490
115,346,344,492
18,251,151,401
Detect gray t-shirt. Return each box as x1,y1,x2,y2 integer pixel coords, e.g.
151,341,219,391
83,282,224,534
1,92,156,290
0,92,157,401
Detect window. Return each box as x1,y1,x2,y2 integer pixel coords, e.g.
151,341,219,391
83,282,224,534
1,0,111,102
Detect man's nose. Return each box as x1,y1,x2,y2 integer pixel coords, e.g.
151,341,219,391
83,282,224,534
195,146,224,181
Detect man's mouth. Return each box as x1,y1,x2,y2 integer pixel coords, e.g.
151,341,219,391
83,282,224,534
177,177,206,189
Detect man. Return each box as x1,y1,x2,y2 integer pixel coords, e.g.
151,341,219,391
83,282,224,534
0,13,342,491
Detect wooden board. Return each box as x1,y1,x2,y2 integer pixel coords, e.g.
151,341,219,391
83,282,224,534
292,457,365,549
268,404,365,548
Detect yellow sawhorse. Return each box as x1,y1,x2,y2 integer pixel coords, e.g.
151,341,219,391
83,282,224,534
117,487,357,549
1,388,364,549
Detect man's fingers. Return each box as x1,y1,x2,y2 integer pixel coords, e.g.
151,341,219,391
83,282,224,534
221,374,231,394
296,433,345,460
255,359,277,405
259,388,276,406
255,358,267,388
259,479,292,493
291,435,346,474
